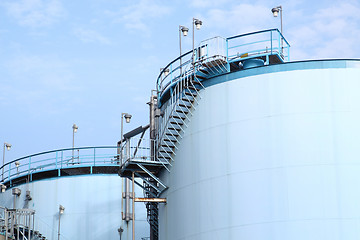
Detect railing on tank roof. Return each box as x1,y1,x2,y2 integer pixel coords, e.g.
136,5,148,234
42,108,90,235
0,146,121,185
156,28,290,100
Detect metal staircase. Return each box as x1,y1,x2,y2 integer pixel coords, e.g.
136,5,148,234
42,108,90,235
139,63,205,239
156,68,205,168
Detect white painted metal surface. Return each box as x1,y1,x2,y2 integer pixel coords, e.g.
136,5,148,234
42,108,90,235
0,175,149,240
158,60,360,240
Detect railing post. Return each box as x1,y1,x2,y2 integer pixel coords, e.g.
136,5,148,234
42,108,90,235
271,30,273,55
28,157,31,172
170,64,173,84
55,151,58,169
278,31,280,54
61,150,63,169
93,148,96,166
226,38,230,72
287,45,290,61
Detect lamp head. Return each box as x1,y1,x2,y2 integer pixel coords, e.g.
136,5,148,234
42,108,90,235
180,26,189,36
5,143,11,151
72,124,78,133
194,19,202,30
0,184,6,193
272,7,281,17
59,205,65,214
124,114,132,123
15,161,20,168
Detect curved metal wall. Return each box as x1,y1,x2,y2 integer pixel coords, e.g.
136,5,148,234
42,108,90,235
0,175,149,240
158,60,360,239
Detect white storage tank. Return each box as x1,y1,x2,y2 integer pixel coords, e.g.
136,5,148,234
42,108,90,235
158,59,360,240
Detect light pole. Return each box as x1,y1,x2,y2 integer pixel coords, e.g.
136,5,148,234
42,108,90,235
120,113,132,239
58,205,65,240
272,6,283,52
120,113,132,164
179,25,189,75
72,124,78,163
2,142,11,181
192,18,202,67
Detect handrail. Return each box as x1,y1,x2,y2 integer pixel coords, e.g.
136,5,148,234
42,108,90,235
3,146,118,166
0,146,121,184
227,28,290,46
156,28,290,102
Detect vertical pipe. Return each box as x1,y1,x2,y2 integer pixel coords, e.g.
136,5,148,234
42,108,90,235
28,213,31,240
33,214,35,238
125,179,130,221
2,144,5,181
132,171,135,240
121,177,124,221
149,95,157,162
280,8,283,53
179,26,182,76
58,213,61,240
72,128,75,163
120,113,124,165
5,209,8,239
192,18,195,67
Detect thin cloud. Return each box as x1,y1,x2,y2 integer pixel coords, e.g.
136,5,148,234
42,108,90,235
1,55,78,115
73,28,111,45
288,1,360,60
4,0,65,27
108,0,171,35
190,0,230,8
204,4,273,35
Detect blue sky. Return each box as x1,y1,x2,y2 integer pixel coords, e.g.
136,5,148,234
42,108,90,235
1,0,360,161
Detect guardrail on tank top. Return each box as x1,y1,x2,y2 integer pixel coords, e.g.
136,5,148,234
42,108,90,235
1,141,152,185
156,28,290,99
0,146,121,184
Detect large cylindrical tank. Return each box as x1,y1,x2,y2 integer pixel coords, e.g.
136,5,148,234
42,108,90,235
158,60,360,239
0,174,148,239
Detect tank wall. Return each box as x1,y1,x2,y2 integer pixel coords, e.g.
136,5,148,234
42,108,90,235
0,175,149,240
159,65,360,240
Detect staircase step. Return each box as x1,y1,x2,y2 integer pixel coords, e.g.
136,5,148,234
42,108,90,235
195,74,207,80
184,91,197,97
180,97,194,103
168,125,182,131
188,85,201,91
165,131,180,136
170,120,184,126
157,155,171,160
175,108,189,114
159,148,174,154
178,103,191,108
171,115,186,120
199,68,209,74
163,138,177,143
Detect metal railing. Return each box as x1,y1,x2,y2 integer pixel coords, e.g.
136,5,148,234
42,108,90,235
226,29,290,64
119,138,153,167
0,146,121,185
156,28,290,99
0,207,37,240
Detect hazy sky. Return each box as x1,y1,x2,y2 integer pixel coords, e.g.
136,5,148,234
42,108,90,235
1,0,360,161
